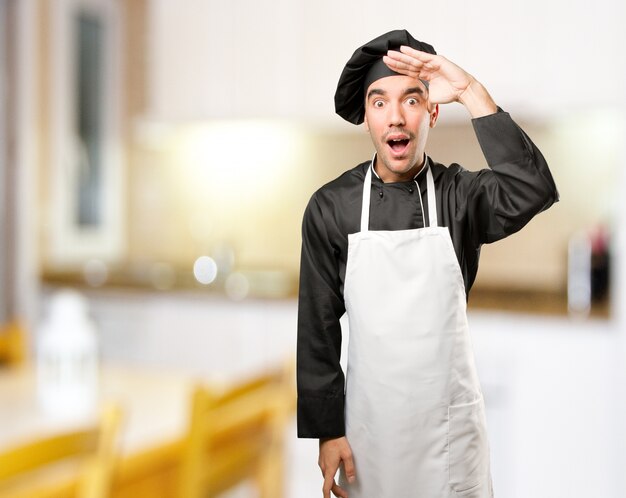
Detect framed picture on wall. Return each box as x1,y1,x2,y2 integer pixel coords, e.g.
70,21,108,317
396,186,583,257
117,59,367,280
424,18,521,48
47,0,125,268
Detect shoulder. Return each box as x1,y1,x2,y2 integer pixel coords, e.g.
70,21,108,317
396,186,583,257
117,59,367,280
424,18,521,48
302,161,369,233
428,158,469,185
426,158,486,204
308,160,369,208
317,161,369,195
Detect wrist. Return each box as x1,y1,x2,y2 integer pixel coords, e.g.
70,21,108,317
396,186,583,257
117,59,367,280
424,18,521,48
458,78,498,118
320,435,344,445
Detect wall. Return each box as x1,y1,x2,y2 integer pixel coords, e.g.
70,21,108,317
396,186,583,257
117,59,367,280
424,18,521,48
124,111,621,294
32,0,626,299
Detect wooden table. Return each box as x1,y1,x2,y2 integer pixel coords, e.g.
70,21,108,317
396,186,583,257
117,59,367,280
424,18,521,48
0,365,203,497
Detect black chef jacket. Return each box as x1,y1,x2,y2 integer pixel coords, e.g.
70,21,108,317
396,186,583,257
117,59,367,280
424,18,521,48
297,109,559,439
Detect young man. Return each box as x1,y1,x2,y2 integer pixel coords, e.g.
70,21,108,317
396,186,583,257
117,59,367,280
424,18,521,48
296,30,558,498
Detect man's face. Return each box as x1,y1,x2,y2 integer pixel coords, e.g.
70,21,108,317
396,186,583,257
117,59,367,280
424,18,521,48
364,75,438,182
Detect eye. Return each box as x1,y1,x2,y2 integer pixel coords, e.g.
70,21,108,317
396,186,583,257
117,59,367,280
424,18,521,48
406,97,418,106
373,100,384,108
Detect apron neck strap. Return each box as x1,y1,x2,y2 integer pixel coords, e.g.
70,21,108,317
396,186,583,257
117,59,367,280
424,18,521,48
361,164,373,232
426,161,437,227
361,157,437,232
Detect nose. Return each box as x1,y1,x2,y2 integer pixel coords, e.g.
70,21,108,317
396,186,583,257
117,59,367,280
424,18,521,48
387,101,405,127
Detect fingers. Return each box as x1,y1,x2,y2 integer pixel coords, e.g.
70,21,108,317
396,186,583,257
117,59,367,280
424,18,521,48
386,46,434,66
384,46,439,78
342,452,356,484
398,45,435,61
323,473,349,498
331,482,349,498
383,57,423,80
322,474,333,498
320,460,338,498
321,465,351,498
383,55,430,81
383,50,421,66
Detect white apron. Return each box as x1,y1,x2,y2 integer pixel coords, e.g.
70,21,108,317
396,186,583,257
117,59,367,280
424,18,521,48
338,160,493,497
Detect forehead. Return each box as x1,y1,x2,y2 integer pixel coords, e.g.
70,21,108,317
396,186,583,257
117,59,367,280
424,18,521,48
365,74,427,98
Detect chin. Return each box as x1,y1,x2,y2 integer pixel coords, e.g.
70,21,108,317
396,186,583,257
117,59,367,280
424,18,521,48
385,157,415,174
393,161,413,172
375,142,421,177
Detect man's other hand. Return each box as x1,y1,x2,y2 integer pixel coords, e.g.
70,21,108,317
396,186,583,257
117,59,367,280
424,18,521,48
318,436,355,498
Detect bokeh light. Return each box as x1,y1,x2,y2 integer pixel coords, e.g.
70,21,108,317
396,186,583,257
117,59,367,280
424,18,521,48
193,256,218,285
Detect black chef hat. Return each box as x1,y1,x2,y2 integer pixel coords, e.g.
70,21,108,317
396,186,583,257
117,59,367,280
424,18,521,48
334,29,436,125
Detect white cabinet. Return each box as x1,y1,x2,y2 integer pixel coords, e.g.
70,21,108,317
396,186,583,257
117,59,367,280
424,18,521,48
145,0,626,123
147,0,340,122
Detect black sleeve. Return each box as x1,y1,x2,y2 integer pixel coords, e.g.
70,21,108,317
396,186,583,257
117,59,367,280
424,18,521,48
456,109,559,246
296,193,346,439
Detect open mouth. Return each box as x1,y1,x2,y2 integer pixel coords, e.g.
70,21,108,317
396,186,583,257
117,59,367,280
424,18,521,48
386,136,410,156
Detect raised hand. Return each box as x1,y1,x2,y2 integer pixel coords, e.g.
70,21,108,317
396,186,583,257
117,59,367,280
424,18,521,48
383,46,498,117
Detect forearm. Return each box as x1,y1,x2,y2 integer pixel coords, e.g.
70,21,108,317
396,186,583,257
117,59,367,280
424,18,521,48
297,345,346,439
465,110,559,244
297,295,346,438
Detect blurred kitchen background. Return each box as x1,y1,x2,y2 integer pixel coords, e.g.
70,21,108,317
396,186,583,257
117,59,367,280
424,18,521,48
1,0,626,497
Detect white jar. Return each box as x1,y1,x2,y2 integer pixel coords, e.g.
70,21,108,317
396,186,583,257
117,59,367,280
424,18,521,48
37,289,99,418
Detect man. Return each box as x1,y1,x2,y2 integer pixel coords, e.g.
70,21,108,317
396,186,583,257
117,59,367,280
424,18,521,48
296,30,558,498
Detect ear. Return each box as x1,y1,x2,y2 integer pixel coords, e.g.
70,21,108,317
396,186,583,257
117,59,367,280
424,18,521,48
363,113,370,132
429,104,439,128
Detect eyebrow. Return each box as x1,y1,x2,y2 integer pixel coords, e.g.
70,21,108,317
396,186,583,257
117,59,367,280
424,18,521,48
403,86,425,97
366,86,425,101
366,88,386,101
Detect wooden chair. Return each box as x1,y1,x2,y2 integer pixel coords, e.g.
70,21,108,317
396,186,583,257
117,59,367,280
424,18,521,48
0,404,122,498
0,320,28,367
178,358,295,498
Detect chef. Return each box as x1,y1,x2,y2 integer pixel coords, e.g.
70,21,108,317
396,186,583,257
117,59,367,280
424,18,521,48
296,29,558,498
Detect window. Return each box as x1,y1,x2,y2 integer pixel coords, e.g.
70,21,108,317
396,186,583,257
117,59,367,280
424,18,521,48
47,0,124,266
